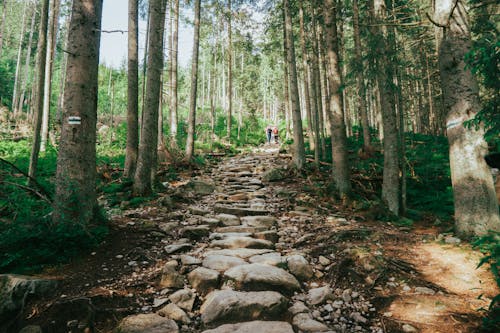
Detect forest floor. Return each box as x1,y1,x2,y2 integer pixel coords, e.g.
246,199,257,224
16,146,498,333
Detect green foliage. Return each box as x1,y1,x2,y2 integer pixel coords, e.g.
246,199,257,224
473,232,500,330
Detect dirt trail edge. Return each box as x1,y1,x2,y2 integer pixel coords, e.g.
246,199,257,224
12,148,498,333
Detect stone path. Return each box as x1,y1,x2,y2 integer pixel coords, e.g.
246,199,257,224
115,150,381,333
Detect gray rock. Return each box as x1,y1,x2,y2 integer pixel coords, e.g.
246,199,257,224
180,255,202,266
180,225,210,240
287,255,314,281
200,290,288,326
215,214,240,227
187,267,219,295
209,232,253,240
164,243,192,254
248,252,284,266
262,168,287,182
307,286,333,305
402,324,418,332
184,180,216,195
351,311,368,323
169,289,196,312
202,321,294,333
201,217,220,228
211,236,274,249
318,256,331,266
215,225,267,233
415,287,435,295
159,222,179,234
292,313,330,332
214,204,269,216
189,206,210,216
288,301,310,315
203,255,248,271
445,236,461,244
204,248,272,259
160,261,184,289
114,313,178,333
223,263,301,294
240,216,277,228
18,326,43,333
0,275,58,327
157,303,191,324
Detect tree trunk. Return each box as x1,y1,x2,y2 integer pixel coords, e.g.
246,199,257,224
17,3,37,115
27,0,50,186
12,1,28,116
133,0,166,195
0,0,7,59
185,0,200,160
372,0,400,215
53,0,103,225
123,0,139,179
435,0,500,236
311,7,322,163
284,0,305,170
56,11,70,125
40,0,61,152
323,0,351,197
226,0,232,140
353,0,371,150
298,2,314,153
169,0,179,148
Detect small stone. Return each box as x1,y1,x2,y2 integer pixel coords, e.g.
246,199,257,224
287,255,314,281
415,287,435,295
351,312,367,323
318,256,331,266
115,313,178,333
307,286,333,306
292,313,330,332
153,298,169,308
164,243,192,254
157,303,191,324
402,324,418,332
444,236,461,244
116,255,124,259
203,255,248,271
288,301,309,315
188,267,220,296
180,255,201,266
160,261,184,289
324,304,334,312
215,214,241,226
342,289,352,302
169,289,196,312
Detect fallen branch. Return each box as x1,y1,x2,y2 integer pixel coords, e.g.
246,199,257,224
0,157,52,201
306,158,332,166
2,181,52,203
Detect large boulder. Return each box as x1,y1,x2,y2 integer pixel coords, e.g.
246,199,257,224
202,255,248,272
187,267,220,296
200,290,288,326
114,313,178,333
0,275,58,329
286,254,314,281
202,321,294,333
223,263,301,294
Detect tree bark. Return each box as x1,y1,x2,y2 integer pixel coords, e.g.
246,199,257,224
226,0,232,140
435,0,500,236
27,0,50,186
17,2,37,115
284,0,305,170
12,0,28,116
185,0,201,160
0,0,7,59
311,6,322,164
133,0,166,195
353,0,371,150
323,0,351,197
372,0,400,215
169,0,179,148
124,0,139,179
53,0,103,225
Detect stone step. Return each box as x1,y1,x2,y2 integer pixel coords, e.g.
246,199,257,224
200,290,288,327
204,248,273,259
210,236,274,249
223,263,301,295
214,204,269,216
202,321,294,333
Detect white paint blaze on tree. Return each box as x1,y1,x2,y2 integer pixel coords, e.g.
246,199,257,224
434,0,500,236
53,0,103,225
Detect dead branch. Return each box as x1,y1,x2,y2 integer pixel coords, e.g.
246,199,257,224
2,181,52,203
0,157,52,200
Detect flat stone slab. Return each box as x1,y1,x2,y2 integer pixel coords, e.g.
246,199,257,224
114,313,178,333
210,237,274,249
214,204,269,216
202,321,294,333
209,232,253,240
240,216,277,228
215,214,240,226
204,248,273,259
200,290,288,326
187,267,220,296
223,263,301,294
203,255,248,271
216,225,267,233
249,252,284,266
164,243,193,254
292,313,330,332
180,225,210,240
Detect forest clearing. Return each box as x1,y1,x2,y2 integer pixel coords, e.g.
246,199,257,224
0,0,499,332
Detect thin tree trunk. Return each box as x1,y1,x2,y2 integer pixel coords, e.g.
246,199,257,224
435,0,500,236
284,0,305,170
323,0,351,197
133,0,166,195
169,0,179,148
353,0,371,150
56,13,71,125
27,0,49,186
311,7,322,163
185,0,200,160
226,0,232,140
12,0,28,116
17,3,36,115
0,0,7,59
53,0,103,225
298,2,314,152
124,0,139,179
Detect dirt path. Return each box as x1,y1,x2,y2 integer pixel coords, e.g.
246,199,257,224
10,148,498,333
